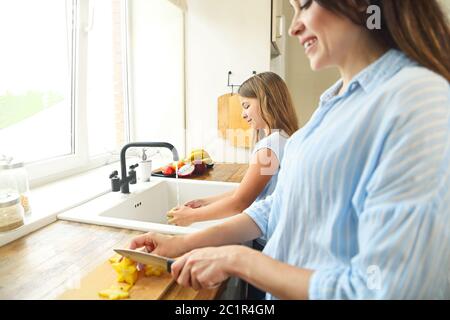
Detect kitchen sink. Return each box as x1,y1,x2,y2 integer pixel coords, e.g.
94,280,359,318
57,177,238,235
58,177,245,299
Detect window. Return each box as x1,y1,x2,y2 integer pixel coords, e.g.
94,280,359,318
128,0,185,166
0,0,73,163
0,0,185,186
86,0,128,157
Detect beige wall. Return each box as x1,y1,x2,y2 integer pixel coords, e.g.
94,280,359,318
441,0,450,14
185,0,272,163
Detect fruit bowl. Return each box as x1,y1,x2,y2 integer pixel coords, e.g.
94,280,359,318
151,162,214,178
151,149,214,178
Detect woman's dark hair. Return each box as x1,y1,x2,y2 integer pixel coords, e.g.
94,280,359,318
313,0,450,82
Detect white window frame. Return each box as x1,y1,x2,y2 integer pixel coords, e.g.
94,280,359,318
26,0,185,188
27,0,133,188
126,0,187,156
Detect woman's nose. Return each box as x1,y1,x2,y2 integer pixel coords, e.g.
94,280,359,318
289,13,305,37
242,110,247,119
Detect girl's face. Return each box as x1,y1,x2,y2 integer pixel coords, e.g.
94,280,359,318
239,96,266,130
288,0,365,71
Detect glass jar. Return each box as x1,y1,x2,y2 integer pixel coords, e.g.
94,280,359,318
0,160,32,214
0,192,24,232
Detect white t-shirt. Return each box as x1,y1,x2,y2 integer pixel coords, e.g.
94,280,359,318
252,130,289,202
251,130,289,245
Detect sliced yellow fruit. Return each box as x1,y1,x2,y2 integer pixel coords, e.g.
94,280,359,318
108,254,122,264
112,283,132,292
111,258,138,285
99,255,139,300
98,287,130,300
144,264,165,277
121,257,136,266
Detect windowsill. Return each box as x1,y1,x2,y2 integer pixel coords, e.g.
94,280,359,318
0,154,174,247
0,161,124,247
0,153,187,247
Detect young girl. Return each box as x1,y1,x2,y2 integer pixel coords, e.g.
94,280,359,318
166,72,299,227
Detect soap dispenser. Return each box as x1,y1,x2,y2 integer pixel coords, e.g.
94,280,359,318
139,148,152,182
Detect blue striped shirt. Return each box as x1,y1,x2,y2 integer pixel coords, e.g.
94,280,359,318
245,49,450,299
252,131,288,245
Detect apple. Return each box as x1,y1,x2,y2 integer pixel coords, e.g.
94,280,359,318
162,165,175,176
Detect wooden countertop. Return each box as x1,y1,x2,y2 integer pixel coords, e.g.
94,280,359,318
0,163,247,300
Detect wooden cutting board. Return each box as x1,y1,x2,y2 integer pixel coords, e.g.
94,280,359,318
58,256,224,300
217,93,253,148
58,258,176,300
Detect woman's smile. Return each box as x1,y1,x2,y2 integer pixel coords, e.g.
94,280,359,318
301,36,318,56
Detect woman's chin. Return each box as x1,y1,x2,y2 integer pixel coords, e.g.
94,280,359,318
309,59,322,71
308,56,328,71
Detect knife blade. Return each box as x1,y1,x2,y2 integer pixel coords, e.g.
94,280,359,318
114,249,175,273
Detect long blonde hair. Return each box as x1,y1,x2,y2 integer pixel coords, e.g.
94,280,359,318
238,72,299,142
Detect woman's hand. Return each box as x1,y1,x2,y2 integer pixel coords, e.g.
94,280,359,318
171,245,244,291
129,232,188,258
167,205,198,226
184,198,208,209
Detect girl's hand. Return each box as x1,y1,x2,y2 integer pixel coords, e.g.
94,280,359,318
184,198,207,208
167,205,198,226
171,246,243,291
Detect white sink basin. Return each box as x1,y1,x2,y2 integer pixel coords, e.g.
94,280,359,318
58,177,238,235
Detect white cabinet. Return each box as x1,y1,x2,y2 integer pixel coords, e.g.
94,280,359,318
270,0,286,78
271,0,284,57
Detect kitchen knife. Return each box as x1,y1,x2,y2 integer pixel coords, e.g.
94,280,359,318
114,249,175,273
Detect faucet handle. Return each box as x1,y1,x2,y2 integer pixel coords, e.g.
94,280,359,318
109,170,121,192
129,164,138,185
109,170,119,179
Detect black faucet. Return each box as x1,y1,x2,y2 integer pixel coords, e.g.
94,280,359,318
110,142,179,194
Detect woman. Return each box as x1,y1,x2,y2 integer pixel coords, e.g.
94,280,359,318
130,0,450,299
167,72,299,227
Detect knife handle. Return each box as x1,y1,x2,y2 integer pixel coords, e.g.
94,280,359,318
167,259,175,273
